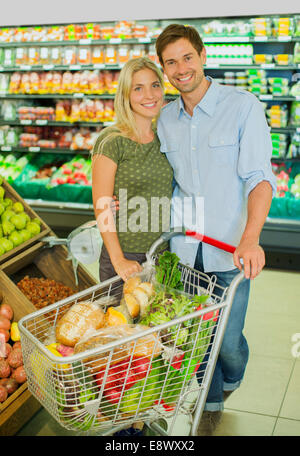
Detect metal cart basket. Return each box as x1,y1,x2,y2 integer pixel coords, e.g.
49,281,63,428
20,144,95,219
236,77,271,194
18,229,244,436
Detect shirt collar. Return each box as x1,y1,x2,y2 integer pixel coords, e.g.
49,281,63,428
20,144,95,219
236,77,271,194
177,76,220,119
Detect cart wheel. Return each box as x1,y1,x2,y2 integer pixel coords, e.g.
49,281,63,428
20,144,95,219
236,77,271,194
143,418,168,436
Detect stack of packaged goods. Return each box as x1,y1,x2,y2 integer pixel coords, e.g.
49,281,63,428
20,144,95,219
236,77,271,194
271,133,288,158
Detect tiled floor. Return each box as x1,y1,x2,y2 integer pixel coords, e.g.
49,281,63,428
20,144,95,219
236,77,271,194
16,266,300,436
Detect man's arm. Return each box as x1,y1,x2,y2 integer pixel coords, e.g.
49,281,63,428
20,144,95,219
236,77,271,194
233,180,273,280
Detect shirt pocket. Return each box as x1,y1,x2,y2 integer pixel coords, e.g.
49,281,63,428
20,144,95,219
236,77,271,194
208,133,238,166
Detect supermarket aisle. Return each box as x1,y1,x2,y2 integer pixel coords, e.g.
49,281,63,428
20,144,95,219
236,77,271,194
16,266,300,436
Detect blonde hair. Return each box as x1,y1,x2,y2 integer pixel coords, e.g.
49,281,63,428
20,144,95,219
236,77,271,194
94,57,164,154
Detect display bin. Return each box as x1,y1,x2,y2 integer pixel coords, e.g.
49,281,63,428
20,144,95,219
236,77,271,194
0,179,51,265
0,240,98,435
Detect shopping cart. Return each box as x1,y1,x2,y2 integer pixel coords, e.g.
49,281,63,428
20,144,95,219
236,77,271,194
18,228,244,436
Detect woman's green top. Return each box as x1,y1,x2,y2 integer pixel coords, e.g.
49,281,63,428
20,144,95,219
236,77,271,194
93,131,173,253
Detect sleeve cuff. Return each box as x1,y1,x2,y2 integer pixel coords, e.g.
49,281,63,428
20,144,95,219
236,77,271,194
244,170,277,199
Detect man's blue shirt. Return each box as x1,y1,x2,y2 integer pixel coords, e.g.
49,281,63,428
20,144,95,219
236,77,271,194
157,76,277,272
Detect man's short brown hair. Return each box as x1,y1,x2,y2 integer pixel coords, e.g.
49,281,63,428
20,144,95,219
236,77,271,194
155,24,204,66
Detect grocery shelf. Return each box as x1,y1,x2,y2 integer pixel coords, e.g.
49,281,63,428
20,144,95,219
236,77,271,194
0,36,299,48
0,145,90,155
0,120,104,127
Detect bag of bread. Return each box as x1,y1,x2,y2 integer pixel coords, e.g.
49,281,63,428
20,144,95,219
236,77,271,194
122,274,155,320
55,301,105,347
74,324,162,373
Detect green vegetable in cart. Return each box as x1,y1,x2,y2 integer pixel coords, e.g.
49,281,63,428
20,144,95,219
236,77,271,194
155,251,184,290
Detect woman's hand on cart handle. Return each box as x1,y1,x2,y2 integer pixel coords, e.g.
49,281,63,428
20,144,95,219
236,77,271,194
112,257,143,282
233,238,265,280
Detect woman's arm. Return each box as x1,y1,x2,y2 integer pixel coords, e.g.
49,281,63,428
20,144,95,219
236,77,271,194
92,154,142,281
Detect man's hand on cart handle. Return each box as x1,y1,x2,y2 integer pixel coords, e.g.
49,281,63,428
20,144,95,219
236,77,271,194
233,238,265,280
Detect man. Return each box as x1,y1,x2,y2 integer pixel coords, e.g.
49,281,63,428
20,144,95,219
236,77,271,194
155,24,277,435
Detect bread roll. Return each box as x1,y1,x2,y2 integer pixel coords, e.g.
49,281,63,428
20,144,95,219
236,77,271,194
124,293,140,318
55,301,105,347
132,287,149,317
123,276,141,294
138,282,154,297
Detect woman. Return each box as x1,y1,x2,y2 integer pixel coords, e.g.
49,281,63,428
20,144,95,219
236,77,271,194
92,57,173,283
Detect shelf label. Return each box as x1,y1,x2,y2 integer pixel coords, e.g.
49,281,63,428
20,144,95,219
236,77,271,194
70,65,81,70
260,95,273,100
261,63,275,68
278,36,292,41
254,36,268,41
206,63,220,68
73,93,85,98
296,128,300,133
109,38,122,44
79,38,92,45
296,96,300,101
43,64,54,70
1,146,12,152
28,146,40,152
93,63,105,69
36,119,48,125
20,65,31,70
138,37,151,43
0,66,3,72
20,119,32,125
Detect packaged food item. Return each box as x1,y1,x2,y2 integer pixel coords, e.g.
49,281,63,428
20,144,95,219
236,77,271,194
266,105,288,128
3,48,15,66
0,73,10,94
250,17,272,36
105,46,118,65
79,70,90,93
82,23,101,41
61,71,73,93
130,44,145,59
64,24,82,41
274,54,293,66
132,24,148,39
27,47,39,66
74,324,162,373
290,82,300,97
290,101,300,126
103,70,114,93
148,44,159,64
88,70,102,93
118,44,130,64
253,54,273,65
114,20,134,39
91,46,104,65
101,26,115,40
15,47,28,65
77,46,92,65
63,46,77,66
39,47,51,65
272,17,294,36
55,301,105,347
52,72,62,94
47,25,64,41
50,47,62,65
1,100,17,121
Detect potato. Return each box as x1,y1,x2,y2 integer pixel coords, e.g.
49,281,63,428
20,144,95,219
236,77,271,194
0,359,11,378
0,315,11,331
13,341,22,350
4,343,12,358
0,329,9,343
0,384,8,402
0,377,18,395
0,303,13,321
12,365,26,384
7,348,23,369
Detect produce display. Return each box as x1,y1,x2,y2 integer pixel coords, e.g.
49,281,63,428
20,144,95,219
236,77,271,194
0,153,31,182
50,156,92,186
23,251,219,431
0,301,26,403
0,177,42,256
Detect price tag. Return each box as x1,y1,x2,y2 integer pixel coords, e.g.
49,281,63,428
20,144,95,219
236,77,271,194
36,119,48,125
43,64,54,70
0,66,4,72
254,36,268,41
206,63,220,68
138,37,151,43
260,95,273,100
79,39,92,45
296,96,300,101
20,65,31,70
296,127,300,133
93,63,105,69
109,38,122,44
1,146,12,152
70,65,81,70
278,36,291,41
28,146,40,152
73,93,84,98
20,119,32,125
261,63,275,68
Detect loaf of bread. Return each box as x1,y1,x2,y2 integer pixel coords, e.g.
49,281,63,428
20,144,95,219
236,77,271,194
55,301,105,347
123,278,155,318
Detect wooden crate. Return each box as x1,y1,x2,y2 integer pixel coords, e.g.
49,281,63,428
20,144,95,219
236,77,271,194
0,179,51,264
0,237,98,435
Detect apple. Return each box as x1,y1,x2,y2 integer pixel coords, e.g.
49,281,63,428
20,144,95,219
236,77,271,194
3,198,12,208
2,220,14,236
0,203,5,217
0,186,5,201
0,244,5,256
9,230,23,247
32,217,41,226
26,222,41,236
12,202,24,213
10,213,27,230
0,225,2,238
19,229,31,242
1,209,15,223
0,238,14,252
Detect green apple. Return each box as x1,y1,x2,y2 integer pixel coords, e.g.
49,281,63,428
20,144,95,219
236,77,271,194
2,220,14,236
19,229,31,242
9,230,23,247
3,198,13,208
0,224,2,238
0,244,5,256
26,222,41,236
32,217,41,226
0,186,5,201
0,202,5,217
1,209,15,223
0,177,3,186
0,237,14,252
12,202,24,213
10,213,27,230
